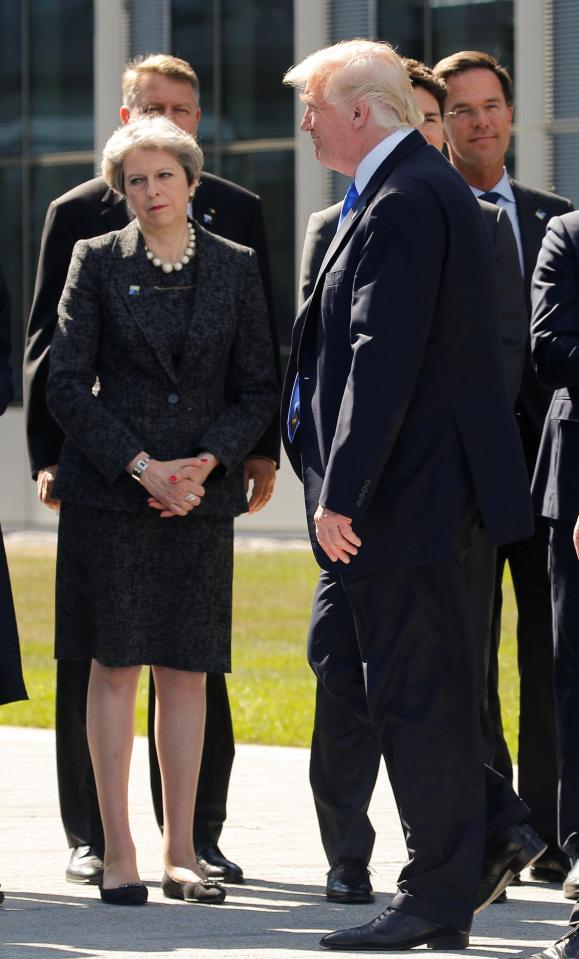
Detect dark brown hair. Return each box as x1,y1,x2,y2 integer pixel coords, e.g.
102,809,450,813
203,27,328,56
433,50,513,106
401,58,446,114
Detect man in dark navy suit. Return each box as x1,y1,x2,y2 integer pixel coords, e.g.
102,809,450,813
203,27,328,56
24,53,280,887
299,58,528,908
434,50,574,886
283,39,542,951
531,211,579,906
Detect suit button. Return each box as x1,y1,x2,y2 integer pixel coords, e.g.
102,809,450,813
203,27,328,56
167,392,180,405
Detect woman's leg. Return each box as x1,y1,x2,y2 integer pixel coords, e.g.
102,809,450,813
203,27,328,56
86,660,142,888
152,665,206,881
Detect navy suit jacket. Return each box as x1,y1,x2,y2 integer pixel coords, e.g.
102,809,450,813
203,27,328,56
24,172,281,477
531,211,579,522
282,131,532,578
298,196,527,404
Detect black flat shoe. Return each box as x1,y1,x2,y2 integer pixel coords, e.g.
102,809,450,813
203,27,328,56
99,882,148,906
161,871,226,904
0,885,4,905
196,844,243,883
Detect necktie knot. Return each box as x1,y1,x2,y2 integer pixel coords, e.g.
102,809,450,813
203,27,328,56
478,190,502,205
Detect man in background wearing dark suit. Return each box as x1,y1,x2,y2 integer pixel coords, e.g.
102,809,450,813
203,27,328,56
299,58,528,907
434,50,574,889
283,39,541,951
23,53,280,887
531,210,579,910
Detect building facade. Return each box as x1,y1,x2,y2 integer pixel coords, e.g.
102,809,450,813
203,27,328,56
0,0,577,530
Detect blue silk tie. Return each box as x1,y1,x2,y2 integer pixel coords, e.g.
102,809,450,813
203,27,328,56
338,182,360,227
478,190,502,205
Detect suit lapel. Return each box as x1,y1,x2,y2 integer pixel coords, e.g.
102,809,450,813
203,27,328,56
310,131,426,299
510,179,549,291
112,222,178,384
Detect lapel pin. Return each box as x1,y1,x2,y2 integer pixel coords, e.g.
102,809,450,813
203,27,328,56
203,207,216,225
535,209,547,220
128,285,141,296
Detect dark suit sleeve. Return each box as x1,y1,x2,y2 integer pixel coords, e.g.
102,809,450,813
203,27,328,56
0,264,14,415
493,208,527,403
46,241,144,484
531,215,579,388
240,197,281,465
23,199,80,476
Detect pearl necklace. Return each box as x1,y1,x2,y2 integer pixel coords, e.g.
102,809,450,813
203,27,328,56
144,222,196,273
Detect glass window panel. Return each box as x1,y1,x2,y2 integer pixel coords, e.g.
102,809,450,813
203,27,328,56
0,2,22,155
430,0,514,72
29,0,94,154
0,168,23,400
171,0,215,140
222,150,294,354
377,0,427,61
221,0,294,141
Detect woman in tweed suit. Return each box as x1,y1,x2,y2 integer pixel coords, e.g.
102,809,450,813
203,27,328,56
47,117,279,906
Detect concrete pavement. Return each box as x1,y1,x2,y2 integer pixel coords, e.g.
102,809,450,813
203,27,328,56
0,724,574,959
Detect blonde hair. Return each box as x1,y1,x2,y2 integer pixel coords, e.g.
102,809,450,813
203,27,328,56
122,54,200,110
283,39,422,130
102,115,204,196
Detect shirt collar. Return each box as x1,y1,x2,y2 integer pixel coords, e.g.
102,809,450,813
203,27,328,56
354,127,414,195
471,167,515,204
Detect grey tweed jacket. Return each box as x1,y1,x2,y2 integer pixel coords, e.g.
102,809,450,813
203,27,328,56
47,219,279,516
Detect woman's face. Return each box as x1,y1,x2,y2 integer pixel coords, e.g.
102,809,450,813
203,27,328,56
123,147,192,232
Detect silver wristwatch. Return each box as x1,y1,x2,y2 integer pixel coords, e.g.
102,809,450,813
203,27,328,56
131,456,151,482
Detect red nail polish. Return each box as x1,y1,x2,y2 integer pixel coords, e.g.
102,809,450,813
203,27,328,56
200,458,209,463
169,475,178,483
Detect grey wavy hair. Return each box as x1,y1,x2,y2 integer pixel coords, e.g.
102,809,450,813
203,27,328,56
101,115,204,196
284,38,422,131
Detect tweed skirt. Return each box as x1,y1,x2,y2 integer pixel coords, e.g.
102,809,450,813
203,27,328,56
55,503,233,672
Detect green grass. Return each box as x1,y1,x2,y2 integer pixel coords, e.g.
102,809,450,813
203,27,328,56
2,544,520,755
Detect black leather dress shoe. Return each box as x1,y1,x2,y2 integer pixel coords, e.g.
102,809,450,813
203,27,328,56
532,847,571,882
564,861,579,900
326,857,374,903
0,885,4,905
475,823,547,912
320,906,469,951
524,923,579,959
196,844,243,883
66,845,105,884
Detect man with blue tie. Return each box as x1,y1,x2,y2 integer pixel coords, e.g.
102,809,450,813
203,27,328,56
282,39,543,951
434,50,574,889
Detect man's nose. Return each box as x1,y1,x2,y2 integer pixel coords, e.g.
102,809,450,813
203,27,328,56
300,107,312,131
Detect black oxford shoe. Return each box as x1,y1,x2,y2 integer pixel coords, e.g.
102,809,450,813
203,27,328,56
66,845,104,884
532,847,571,882
524,923,579,959
196,843,243,884
564,861,579,900
320,907,469,951
326,857,374,903
475,823,547,912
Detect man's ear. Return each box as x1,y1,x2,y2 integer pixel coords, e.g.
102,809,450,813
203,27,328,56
352,101,370,129
119,105,130,125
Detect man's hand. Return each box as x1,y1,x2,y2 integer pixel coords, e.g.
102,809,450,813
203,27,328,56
36,465,60,511
314,505,362,564
244,457,276,513
573,515,579,559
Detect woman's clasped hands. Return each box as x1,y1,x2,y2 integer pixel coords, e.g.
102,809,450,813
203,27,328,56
127,452,220,518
